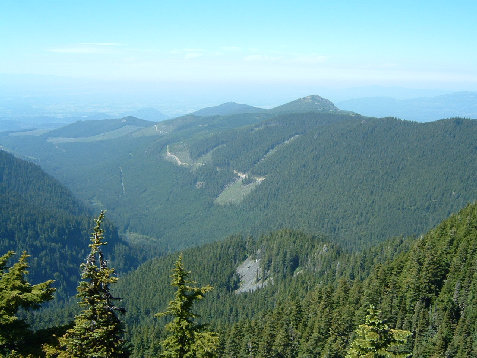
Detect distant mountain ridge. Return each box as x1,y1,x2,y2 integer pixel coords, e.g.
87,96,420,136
192,95,340,117
46,116,154,138
193,102,266,117
1,104,475,252
270,94,339,113
5,92,475,356
121,107,168,122
338,91,477,122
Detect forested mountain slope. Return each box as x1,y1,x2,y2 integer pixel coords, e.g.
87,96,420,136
269,94,339,113
192,102,266,116
191,94,340,117
96,202,476,356
44,116,154,139
217,201,477,357
92,228,413,356
0,150,131,299
1,97,476,252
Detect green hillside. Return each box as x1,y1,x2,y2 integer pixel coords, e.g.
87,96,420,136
0,150,133,299
192,102,266,116
54,201,475,357
216,201,477,357
270,94,339,113
191,95,340,117
0,97,476,252
45,116,154,138
35,225,409,356
8,142,476,356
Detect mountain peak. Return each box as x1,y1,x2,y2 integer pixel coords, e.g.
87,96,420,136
302,94,332,104
193,102,265,117
271,95,339,114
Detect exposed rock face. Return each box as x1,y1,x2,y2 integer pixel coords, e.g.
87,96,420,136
235,255,271,294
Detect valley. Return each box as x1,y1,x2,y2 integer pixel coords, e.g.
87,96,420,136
4,2,477,356
1,97,475,253
0,95,476,357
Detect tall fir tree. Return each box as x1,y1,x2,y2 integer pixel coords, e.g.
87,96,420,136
0,251,55,356
346,305,411,358
157,254,218,358
44,211,128,357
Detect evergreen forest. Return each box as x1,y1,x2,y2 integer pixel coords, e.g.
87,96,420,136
1,103,476,252
0,96,476,357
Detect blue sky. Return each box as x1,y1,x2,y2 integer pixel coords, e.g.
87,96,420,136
1,0,477,109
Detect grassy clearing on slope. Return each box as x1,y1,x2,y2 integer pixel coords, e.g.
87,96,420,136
166,142,221,170
215,177,263,205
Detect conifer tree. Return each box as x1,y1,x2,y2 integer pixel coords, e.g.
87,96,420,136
0,251,55,356
223,322,243,358
45,211,128,357
157,254,218,358
346,305,411,358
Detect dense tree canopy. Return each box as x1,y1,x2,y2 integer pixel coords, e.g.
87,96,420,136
0,150,135,301
0,251,54,356
1,114,475,253
0,112,476,357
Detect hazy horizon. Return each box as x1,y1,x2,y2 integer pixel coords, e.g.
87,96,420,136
2,1,477,118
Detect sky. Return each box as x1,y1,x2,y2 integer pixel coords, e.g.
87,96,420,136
1,0,477,111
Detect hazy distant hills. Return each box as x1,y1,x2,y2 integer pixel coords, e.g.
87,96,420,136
270,94,339,113
192,102,266,117
338,91,477,122
120,107,168,122
192,95,340,117
7,92,476,356
45,116,154,139
1,95,476,252
0,103,167,132
0,113,114,132
0,119,31,132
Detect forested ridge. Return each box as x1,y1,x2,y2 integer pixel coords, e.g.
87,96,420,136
113,202,477,356
186,115,476,248
0,150,134,299
1,97,476,356
1,104,475,252
216,202,477,357
26,202,477,357
0,150,476,356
